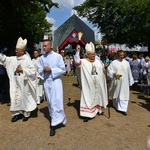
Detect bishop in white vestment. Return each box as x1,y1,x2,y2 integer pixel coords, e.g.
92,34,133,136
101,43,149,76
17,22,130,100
74,42,108,122
107,50,134,115
0,37,37,122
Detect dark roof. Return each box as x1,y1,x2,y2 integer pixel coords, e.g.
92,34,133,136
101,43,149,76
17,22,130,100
53,14,95,50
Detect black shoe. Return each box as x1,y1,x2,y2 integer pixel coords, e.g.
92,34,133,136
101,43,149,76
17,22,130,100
7,103,10,106
83,117,88,122
22,117,30,122
50,126,55,136
101,112,104,115
11,114,23,122
122,112,127,116
116,110,127,116
98,112,104,116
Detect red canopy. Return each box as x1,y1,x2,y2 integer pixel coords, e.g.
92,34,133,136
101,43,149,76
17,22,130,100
58,30,86,51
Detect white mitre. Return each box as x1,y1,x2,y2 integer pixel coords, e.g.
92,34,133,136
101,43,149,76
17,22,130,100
85,42,95,53
16,37,27,50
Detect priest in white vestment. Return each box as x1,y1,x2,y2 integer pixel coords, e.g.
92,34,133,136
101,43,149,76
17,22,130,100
107,50,134,115
32,50,44,104
0,37,37,122
74,42,108,122
37,40,67,136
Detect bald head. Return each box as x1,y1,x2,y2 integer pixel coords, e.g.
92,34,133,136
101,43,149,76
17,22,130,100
43,40,52,54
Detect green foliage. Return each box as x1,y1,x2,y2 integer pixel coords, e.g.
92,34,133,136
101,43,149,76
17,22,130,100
74,0,150,46
0,0,58,49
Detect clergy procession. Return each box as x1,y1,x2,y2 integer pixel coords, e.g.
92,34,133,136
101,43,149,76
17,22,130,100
0,36,149,140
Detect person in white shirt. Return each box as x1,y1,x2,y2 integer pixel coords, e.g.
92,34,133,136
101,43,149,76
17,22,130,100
32,50,44,104
37,40,67,136
107,50,134,116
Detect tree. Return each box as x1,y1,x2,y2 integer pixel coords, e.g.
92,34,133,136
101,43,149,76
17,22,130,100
0,0,58,50
74,0,150,47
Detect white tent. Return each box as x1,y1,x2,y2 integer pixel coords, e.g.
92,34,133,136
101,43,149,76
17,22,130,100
108,44,148,52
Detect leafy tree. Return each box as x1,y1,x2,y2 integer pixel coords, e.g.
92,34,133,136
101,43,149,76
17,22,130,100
0,0,58,50
74,0,150,47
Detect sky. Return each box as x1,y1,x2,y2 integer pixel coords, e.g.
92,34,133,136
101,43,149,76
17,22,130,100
46,0,102,41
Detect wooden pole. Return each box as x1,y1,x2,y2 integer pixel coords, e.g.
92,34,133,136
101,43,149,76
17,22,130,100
101,38,110,118
105,66,110,119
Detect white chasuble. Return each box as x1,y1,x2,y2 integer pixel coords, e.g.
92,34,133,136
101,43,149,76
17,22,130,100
107,59,134,101
80,59,108,118
0,54,37,112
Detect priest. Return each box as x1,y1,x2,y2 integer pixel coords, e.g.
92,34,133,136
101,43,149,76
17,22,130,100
0,37,37,122
74,42,108,122
32,50,44,104
107,50,134,115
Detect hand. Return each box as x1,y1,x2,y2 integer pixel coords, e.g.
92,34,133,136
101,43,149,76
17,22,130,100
44,66,51,72
104,63,108,68
76,46,80,52
0,53,6,61
16,65,23,73
113,73,117,77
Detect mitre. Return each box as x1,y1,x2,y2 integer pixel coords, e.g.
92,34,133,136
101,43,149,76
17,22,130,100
16,37,27,50
85,42,95,53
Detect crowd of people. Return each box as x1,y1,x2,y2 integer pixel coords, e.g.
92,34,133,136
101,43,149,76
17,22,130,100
62,46,150,90
0,37,150,136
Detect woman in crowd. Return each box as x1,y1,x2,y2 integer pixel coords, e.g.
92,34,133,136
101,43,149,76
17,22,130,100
130,54,141,90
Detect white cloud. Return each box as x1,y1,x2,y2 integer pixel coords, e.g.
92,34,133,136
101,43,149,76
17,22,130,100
52,0,74,8
46,16,57,32
71,9,88,22
46,16,55,24
52,0,85,8
94,29,103,41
